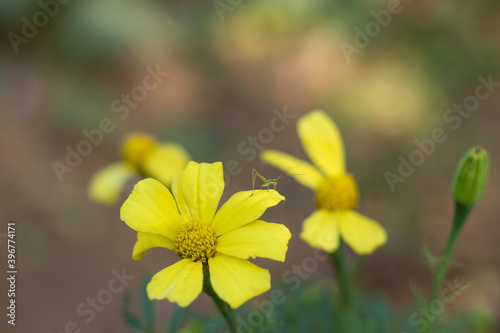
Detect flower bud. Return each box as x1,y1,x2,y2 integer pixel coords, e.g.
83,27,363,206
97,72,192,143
452,147,489,206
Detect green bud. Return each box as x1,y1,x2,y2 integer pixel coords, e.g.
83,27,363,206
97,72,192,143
452,147,489,206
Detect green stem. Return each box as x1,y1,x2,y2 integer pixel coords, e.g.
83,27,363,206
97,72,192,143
203,266,237,333
426,202,472,332
330,241,352,308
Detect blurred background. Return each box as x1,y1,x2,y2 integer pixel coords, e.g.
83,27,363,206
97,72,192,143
0,0,499,331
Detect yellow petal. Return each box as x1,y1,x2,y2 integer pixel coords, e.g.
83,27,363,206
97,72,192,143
209,253,270,309
88,162,136,205
132,232,174,261
143,143,190,186
300,209,340,253
172,162,224,223
216,221,291,262
147,259,203,307
120,178,183,239
211,190,285,236
297,110,345,176
337,211,387,255
261,150,324,190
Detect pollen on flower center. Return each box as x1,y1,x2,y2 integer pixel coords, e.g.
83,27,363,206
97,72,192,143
174,221,217,263
315,174,359,211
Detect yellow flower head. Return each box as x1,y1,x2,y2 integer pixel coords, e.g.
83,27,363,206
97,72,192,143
122,133,157,171
261,110,387,255
88,133,190,205
121,161,291,308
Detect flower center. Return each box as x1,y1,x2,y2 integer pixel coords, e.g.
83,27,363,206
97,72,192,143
175,221,217,263
315,174,359,211
122,134,157,170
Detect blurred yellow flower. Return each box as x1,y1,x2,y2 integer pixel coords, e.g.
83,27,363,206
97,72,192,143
121,161,291,308
261,110,386,255
88,133,190,205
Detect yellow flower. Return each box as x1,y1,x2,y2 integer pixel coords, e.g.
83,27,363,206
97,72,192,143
121,161,291,308
88,133,190,204
261,110,387,255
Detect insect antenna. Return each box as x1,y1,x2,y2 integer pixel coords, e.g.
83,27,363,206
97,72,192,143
275,170,305,181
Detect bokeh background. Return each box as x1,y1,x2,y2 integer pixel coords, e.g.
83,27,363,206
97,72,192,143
1,0,499,331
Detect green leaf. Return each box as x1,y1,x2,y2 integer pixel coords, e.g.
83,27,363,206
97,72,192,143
435,307,492,333
141,274,155,331
178,319,203,333
441,282,468,303
409,281,426,308
168,303,190,332
350,256,367,279
121,292,147,331
422,244,439,275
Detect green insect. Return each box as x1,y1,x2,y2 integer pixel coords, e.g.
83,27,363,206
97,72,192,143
250,168,302,196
